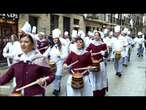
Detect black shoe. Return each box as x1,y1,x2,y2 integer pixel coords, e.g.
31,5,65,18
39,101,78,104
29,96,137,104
52,90,60,96
118,72,122,77
116,72,119,76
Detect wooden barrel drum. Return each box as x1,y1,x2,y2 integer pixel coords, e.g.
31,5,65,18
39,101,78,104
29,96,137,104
48,60,56,73
71,73,84,89
115,51,121,60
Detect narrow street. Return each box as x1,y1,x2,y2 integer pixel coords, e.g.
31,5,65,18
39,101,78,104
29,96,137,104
107,46,146,96
0,44,146,96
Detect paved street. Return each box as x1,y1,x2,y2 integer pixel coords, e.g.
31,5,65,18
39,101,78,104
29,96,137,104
107,46,146,96
0,46,146,96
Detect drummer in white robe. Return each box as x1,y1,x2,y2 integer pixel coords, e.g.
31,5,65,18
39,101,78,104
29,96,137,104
111,25,125,77
43,28,68,96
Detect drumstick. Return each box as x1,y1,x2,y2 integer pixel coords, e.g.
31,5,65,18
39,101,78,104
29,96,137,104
71,69,75,74
38,46,49,51
67,60,79,67
16,76,49,91
91,58,102,63
73,66,96,71
91,52,101,56
81,70,88,75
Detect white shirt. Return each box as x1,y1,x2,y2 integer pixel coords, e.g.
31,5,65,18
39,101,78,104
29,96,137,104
3,41,22,58
43,44,68,63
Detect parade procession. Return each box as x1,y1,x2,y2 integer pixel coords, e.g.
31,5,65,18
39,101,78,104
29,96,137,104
0,14,146,96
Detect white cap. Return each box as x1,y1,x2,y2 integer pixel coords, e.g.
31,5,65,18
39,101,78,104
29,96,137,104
21,21,31,34
52,28,61,38
88,31,93,36
27,33,37,49
64,31,68,36
103,28,109,34
138,32,143,36
98,31,104,38
32,26,37,34
127,31,131,35
114,25,121,33
93,30,98,35
122,28,128,34
78,30,85,38
38,32,45,36
71,30,78,38
109,31,113,36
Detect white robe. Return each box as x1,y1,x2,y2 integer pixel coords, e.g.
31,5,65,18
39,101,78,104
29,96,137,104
43,44,68,76
66,74,93,96
3,41,22,66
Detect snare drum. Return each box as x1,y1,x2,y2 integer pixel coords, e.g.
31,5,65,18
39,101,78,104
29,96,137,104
10,92,22,96
48,60,56,73
71,73,84,89
115,51,121,60
91,62,100,72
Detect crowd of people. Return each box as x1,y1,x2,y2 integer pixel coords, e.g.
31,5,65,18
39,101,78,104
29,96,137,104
0,21,145,96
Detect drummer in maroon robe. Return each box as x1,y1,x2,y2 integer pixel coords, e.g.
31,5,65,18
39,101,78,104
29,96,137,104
37,32,49,54
86,31,108,96
0,33,55,96
64,37,93,96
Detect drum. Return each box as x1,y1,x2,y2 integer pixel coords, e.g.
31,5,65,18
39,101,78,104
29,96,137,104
90,62,100,72
48,60,56,73
71,72,84,89
115,51,121,60
10,92,22,96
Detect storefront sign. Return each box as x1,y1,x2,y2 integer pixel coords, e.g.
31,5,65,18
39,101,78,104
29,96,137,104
0,14,18,19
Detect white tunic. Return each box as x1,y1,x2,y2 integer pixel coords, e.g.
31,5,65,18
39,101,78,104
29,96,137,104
43,44,68,76
3,41,22,66
111,35,125,58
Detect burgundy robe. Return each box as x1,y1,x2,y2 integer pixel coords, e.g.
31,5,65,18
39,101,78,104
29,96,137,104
0,52,55,96
37,39,49,54
64,51,92,74
86,43,107,61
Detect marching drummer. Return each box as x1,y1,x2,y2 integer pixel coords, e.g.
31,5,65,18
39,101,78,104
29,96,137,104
86,31,108,96
0,33,55,96
63,37,93,96
111,25,126,77
43,28,68,96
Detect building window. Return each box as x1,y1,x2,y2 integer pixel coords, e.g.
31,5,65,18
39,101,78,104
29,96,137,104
74,19,79,25
29,16,38,33
63,17,70,34
86,26,91,34
50,14,59,32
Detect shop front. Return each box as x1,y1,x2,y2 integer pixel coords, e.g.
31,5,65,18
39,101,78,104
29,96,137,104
0,14,18,66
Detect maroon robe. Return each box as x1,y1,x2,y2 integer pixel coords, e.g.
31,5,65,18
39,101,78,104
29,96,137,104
0,52,55,96
64,51,92,74
37,39,49,54
86,43,107,61
86,43,108,96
